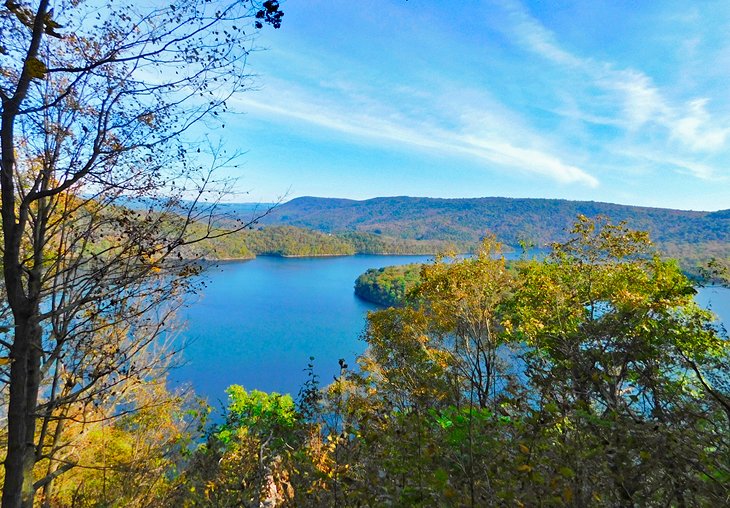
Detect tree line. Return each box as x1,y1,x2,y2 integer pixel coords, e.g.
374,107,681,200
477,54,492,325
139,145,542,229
190,226,459,260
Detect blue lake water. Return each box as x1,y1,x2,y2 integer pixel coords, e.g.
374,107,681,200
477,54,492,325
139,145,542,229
171,256,730,402
171,255,432,401
696,285,730,330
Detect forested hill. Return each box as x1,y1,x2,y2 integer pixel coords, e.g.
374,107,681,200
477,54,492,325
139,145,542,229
188,225,458,259
261,196,728,246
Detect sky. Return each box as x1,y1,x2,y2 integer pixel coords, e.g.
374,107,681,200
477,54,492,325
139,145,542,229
212,0,730,211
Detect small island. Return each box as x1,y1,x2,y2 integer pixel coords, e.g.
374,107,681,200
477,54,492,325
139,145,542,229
354,263,423,307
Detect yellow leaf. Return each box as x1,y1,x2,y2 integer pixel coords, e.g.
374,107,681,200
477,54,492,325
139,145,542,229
517,464,532,473
25,57,47,79
519,443,530,454
0,357,11,365
563,487,573,503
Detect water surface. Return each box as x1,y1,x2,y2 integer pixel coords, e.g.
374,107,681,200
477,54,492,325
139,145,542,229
172,256,729,402
696,285,730,330
172,255,432,400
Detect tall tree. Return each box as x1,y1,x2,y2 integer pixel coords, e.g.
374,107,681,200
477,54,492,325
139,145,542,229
512,216,730,505
0,1,282,506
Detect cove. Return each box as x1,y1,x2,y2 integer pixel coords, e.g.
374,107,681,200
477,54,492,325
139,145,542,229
170,255,432,401
171,256,730,402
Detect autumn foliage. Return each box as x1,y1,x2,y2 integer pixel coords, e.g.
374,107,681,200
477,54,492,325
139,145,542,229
18,217,727,507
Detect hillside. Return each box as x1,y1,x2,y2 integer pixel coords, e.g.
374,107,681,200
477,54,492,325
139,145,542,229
255,197,730,269
260,196,728,245
189,225,456,259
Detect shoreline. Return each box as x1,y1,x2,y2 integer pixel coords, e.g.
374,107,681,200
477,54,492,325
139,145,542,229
199,251,445,262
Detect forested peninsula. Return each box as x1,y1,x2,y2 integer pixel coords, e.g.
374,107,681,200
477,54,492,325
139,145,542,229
191,225,459,259
355,255,727,308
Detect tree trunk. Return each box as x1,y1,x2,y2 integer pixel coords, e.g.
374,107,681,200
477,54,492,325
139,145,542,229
3,319,42,508
2,31,46,501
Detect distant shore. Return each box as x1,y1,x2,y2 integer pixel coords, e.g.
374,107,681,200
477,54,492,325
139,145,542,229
200,251,442,262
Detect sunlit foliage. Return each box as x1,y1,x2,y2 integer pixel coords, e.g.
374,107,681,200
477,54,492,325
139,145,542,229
15,217,728,507
171,217,730,507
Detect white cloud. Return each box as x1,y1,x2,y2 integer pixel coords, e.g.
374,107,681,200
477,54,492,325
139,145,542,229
497,0,582,68
601,69,668,130
459,136,598,186
497,0,730,168
671,98,730,151
616,147,725,181
229,83,599,188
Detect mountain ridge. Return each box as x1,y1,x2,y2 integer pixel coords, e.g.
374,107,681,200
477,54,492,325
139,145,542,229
282,195,719,213
259,196,727,250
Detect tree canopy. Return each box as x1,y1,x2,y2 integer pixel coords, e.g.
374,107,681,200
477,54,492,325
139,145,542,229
0,1,282,506
148,217,730,507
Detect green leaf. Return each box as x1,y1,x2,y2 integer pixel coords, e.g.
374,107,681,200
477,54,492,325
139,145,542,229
559,466,575,479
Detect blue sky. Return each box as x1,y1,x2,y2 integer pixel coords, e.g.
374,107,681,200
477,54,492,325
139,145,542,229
215,0,729,211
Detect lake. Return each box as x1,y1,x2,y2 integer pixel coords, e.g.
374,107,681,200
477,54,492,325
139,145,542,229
171,255,433,401
171,256,730,402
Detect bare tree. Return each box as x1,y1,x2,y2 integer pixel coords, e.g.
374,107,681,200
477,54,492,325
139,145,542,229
0,1,283,506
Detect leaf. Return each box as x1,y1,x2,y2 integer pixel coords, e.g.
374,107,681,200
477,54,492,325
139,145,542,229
25,57,47,80
0,357,11,365
563,487,574,503
559,466,575,479
436,416,453,429
433,468,448,488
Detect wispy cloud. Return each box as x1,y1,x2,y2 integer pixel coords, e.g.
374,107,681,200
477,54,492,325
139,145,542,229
598,69,730,152
226,0,730,209
230,81,599,187
497,0,583,68
496,0,730,174
671,98,729,151
617,147,724,181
